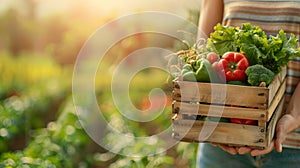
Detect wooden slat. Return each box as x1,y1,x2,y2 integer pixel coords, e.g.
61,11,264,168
258,121,267,128
268,67,286,106
172,120,266,147
172,101,267,121
173,82,269,108
266,96,285,147
267,79,286,121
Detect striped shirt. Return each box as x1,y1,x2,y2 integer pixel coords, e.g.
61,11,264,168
223,0,300,100
222,0,300,148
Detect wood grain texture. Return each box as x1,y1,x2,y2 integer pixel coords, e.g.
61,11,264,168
171,67,287,148
172,120,266,147
172,102,267,121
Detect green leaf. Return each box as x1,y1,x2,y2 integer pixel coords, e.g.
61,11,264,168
206,23,238,55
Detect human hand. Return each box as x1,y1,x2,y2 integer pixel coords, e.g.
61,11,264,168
212,138,275,156
213,114,299,156
211,143,238,155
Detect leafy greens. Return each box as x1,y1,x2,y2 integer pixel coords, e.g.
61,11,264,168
207,23,300,74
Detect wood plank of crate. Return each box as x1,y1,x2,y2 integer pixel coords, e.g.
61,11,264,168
266,96,285,147
173,82,269,108
268,67,286,104
267,67,286,107
266,79,286,121
173,120,266,147
172,102,267,121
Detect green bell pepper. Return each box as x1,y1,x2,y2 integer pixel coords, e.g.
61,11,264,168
181,64,197,81
195,58,211,82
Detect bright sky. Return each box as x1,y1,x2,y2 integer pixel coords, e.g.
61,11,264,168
0,0,201,18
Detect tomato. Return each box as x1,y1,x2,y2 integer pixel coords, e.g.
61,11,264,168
212,61,223,71
212,61,226,83
229,105,257,125
230,118,257,125
206,52,219,64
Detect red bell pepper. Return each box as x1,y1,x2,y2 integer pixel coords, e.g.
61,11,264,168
217,52,249,82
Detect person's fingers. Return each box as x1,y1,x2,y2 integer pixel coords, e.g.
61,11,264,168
237,147,252,154
218,144,237,155
274,114,295,153
275,140,283,153
250,141,274,156
275,125,285,153
211,143,237,155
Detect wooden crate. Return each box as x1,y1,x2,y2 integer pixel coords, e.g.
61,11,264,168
172,68,286,149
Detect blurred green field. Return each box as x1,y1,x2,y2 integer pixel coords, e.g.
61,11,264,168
0,2,200,167
0,49,198,168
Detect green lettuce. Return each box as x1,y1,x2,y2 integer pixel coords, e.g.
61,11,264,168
206,24,238,56
206,23,300,74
